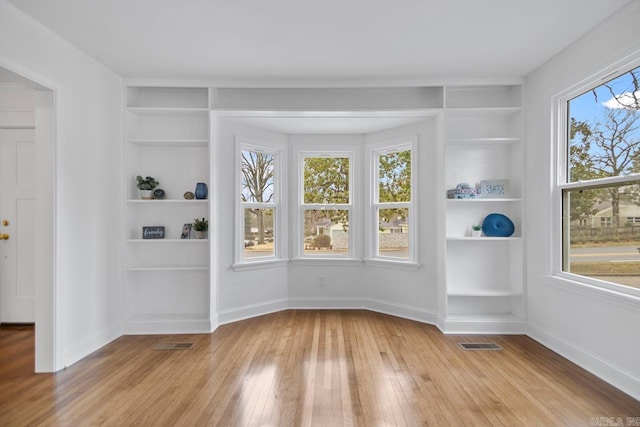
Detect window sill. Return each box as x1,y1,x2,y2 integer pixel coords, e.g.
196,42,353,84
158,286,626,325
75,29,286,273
290,257,363,267
232,259,289,272
364,258,420,271
544,273,640,311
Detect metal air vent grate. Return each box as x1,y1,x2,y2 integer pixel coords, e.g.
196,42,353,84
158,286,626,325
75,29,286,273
153,342,195,350
458,342,502,351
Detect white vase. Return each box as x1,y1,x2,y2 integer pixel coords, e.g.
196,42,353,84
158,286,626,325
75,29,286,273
139,189,153,199
471,229,482,238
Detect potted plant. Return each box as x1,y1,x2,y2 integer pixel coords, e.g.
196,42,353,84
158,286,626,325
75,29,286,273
193,217,208,239
471,224,482,238
136,175,159,199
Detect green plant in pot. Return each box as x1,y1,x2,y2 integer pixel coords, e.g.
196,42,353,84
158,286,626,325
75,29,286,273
136,175,159,199
193,217,208,239
471,224,482,238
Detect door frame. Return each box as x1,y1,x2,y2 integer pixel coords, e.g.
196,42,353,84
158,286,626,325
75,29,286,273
0,57,59,372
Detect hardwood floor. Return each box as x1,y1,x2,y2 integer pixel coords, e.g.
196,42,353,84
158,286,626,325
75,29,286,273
0,310,638,426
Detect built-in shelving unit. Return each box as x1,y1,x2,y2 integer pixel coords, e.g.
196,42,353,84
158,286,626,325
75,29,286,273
442,85,525,333
124,86,211,334
119,84,525,335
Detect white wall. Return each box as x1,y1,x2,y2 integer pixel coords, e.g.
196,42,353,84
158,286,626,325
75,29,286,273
0,0,123,369
215,118,439,324
215,119,289,323
524,2,640,399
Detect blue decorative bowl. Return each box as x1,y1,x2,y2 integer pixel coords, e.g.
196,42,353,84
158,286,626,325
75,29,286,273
482,213,515,237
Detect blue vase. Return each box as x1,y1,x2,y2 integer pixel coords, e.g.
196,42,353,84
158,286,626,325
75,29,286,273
195,182,208,200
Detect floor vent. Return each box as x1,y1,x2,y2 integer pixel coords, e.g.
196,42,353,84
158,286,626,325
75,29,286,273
153,342,195,350
458,342,502,351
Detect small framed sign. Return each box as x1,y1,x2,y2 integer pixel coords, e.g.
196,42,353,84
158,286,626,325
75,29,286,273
142,226,165,239
480,179,509,199
180,223,192,239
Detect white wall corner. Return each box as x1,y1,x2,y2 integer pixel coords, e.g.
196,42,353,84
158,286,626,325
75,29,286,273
217,298,289,326
62,323,122,369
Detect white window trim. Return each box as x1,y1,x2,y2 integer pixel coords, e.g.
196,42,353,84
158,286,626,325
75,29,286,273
293,149,360,261
552,55,640,299
233,136,287,270
365,136,419,267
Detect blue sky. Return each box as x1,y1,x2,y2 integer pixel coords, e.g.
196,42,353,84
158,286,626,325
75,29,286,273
569,65,640,123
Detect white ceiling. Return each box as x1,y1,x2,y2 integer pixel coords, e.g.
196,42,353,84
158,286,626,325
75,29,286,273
5,0,634,84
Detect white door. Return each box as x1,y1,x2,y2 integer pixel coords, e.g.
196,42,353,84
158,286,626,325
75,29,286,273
0,128,35,323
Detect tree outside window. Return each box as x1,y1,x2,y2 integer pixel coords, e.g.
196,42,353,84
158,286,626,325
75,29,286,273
374,146,414,261
240,146,279,261
302,156,351,256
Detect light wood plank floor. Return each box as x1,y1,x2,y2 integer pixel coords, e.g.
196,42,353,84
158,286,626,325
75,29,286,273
1,310,638,426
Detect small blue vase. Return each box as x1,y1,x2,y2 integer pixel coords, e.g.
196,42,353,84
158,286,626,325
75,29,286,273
195,182,208,200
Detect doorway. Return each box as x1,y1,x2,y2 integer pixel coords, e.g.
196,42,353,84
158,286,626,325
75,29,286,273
0,64,56,372
0,128,36,323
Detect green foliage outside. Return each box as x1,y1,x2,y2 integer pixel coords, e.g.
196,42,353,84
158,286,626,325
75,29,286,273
379,150,411,203
311,234,332,248
303,157,350,204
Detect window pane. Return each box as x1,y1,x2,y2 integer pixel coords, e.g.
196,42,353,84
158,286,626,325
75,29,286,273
303,157,349,204
567,65,640,183
241,150,274,203
244,208,275,259
563,183,640,289
303,209,349,255
378,150,411,202
378,208,409,259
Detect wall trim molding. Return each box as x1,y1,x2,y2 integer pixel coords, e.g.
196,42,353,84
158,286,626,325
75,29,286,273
542,275,640,312
525,323,640,401
217,298,289,326
217,296,438,328
63,323,121,368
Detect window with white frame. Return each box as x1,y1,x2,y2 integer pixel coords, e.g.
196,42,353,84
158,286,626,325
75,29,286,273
368,139,416,263
627,217,640,224
560,64,640,290
299,153,353,257
236,138,285,266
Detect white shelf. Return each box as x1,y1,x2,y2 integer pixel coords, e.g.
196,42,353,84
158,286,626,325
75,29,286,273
126,199,208,205
444,106,521,115
446,198,521,203
123,313,211,335
127,138,208,147
127,238,208,243
447,137,520,145
127,265,209,272
126,313,210,322
446,236,521,241
126,107,209,117
448,290,522,297
445,313,522,323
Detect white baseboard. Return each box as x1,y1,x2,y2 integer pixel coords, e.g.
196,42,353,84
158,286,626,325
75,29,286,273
63,322,122,368
123,316,212,335
217,298,289,325
216,296,439,328
440,315,526,334
287,297,439,325
526,323,640,401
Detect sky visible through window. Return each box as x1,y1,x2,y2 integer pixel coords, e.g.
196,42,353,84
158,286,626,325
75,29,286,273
569,66,640,127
